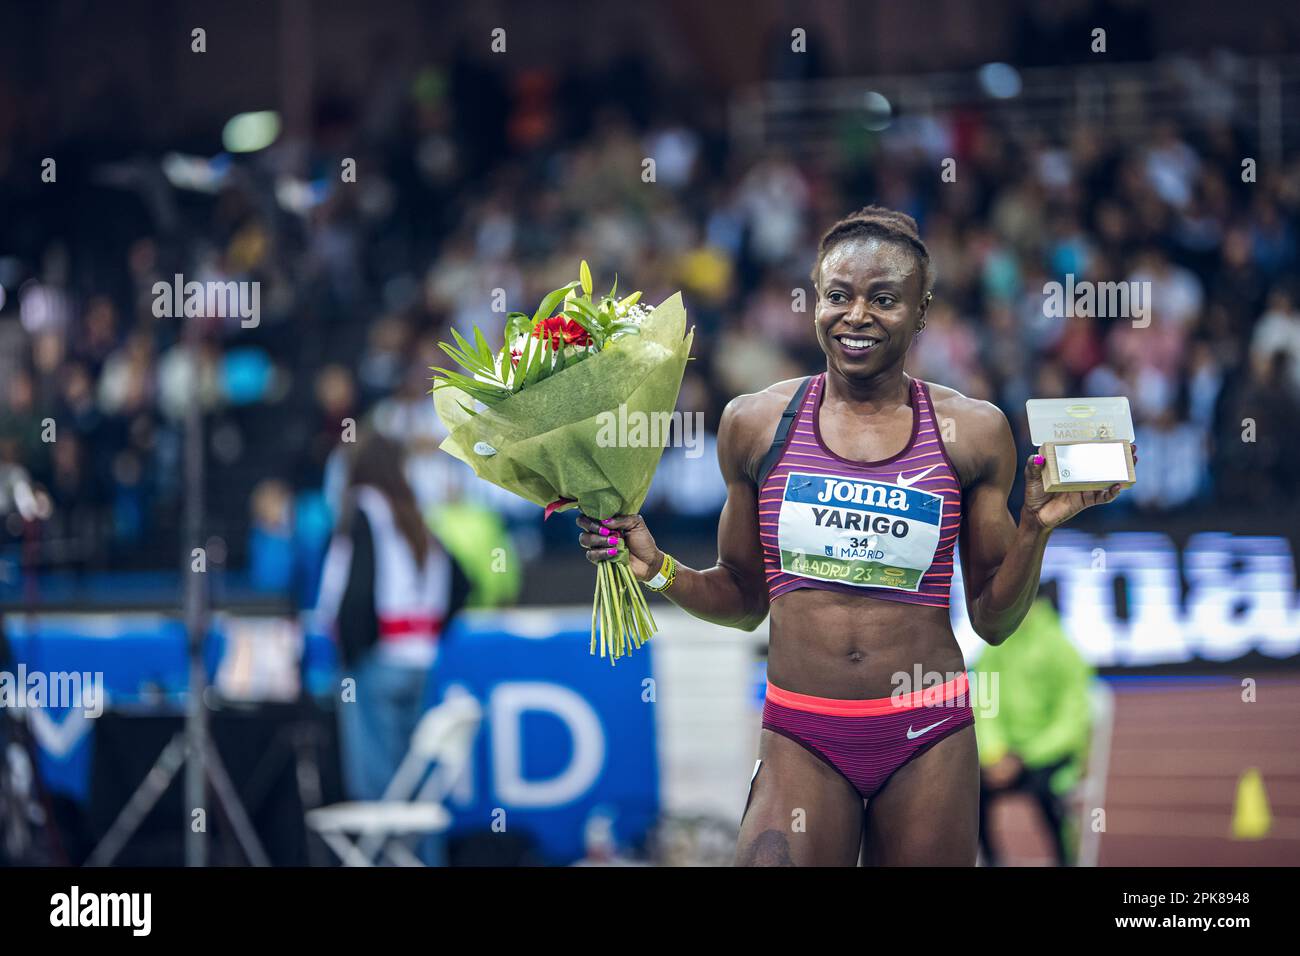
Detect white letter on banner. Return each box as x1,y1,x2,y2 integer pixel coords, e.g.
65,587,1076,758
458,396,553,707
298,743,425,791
1048,530,1119,666
1185,533,1300,661
1103,532,1187,667
491,682,605,807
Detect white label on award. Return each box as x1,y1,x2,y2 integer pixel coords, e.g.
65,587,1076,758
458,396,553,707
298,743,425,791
1054,443,1128,483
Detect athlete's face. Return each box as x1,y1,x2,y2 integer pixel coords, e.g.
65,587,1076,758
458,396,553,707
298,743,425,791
813,238,928,380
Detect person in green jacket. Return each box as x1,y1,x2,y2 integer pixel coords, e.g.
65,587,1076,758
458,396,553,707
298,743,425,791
973,594,1094,865
427,500,521,609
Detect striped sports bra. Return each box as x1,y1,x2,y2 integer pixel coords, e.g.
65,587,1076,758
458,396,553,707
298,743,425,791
757,374,963,609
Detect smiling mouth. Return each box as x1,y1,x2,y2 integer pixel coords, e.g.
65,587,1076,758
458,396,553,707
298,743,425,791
835,334,883,353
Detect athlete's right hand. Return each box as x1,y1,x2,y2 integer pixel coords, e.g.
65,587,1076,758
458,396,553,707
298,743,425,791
576,513,664,582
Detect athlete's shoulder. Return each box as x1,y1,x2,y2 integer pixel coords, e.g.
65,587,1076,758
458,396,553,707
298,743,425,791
919,380,1012,484
726,375,807,417
719,376,813,482
922,380,1008,433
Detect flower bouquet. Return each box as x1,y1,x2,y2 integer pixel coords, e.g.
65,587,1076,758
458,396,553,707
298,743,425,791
431,262,694,663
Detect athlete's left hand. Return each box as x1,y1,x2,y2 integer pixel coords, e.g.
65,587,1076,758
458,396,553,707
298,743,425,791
1022,443,1138,531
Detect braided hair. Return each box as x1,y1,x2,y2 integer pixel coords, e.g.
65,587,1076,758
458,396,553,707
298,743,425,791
810,205,934,305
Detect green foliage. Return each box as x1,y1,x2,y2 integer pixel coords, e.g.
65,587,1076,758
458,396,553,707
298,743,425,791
431,261,644,409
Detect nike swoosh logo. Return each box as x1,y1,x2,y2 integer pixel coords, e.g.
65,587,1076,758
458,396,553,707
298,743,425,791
906,716,953,740
896,464,938,488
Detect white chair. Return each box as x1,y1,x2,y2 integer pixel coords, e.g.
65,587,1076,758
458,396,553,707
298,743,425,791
1070,681,1115,867
307,692,482,866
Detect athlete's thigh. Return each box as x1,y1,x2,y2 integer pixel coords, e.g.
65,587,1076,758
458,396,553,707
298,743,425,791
861,724,979,866
735,729,864,867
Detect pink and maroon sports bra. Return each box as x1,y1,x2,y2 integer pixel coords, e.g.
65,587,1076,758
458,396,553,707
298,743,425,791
756,373,963,609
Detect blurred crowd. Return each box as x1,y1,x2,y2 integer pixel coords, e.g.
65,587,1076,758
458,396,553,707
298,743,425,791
1,49,1298,593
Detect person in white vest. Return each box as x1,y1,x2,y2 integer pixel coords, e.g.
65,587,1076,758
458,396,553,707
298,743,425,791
316,430,469,805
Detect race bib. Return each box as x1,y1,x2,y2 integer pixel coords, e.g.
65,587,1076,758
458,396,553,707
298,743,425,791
776,470,944,592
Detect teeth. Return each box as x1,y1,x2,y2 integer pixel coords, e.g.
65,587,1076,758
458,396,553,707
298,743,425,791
839,337,876,351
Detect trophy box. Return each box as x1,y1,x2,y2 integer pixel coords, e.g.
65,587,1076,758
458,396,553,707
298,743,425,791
1026,397,1136,493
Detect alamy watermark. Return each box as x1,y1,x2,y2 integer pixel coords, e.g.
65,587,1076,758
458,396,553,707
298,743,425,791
595,404,705,459
890,666,999,718
152,273,260,327
0,666,104,718
1043,275,1151,328
50,886,151,936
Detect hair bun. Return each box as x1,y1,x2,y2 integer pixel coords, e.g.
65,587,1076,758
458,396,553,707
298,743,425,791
849,205,921,241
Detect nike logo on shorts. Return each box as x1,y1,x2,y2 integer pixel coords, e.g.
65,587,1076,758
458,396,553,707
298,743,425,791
906,715,953,740
895,464,938,488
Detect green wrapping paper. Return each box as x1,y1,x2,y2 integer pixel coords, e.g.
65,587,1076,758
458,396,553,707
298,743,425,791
434,293,695,662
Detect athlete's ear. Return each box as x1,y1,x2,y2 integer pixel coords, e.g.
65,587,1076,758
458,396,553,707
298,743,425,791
914,291,932,337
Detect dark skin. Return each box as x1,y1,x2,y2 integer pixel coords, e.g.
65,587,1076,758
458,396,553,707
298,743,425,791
577,236,1136,865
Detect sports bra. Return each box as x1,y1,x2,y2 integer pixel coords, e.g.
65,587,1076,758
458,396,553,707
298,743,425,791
756,373,963,608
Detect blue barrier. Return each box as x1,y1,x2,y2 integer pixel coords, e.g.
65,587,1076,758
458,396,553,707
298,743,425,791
428,610,659,864
5,615,197,800
3,610,659,865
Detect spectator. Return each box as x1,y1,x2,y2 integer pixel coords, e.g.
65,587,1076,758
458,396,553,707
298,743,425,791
974,597,1095,866
315,431,470,811
1249,284,1300,398
248,479,295,592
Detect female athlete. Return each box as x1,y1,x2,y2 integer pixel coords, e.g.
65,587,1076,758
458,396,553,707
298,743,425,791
577,206,1134,866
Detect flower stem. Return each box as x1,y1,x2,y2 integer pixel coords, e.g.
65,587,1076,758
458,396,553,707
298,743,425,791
589,541,657,664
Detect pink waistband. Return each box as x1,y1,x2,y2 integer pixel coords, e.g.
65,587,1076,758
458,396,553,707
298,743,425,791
765,671,969,717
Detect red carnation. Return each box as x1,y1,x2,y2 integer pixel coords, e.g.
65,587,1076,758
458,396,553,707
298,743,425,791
531,314,591,349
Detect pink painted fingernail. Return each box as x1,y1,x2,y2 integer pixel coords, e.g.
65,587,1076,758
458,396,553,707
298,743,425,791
599,525,612,535
607,547,618,557
606,535,616,546
1033,454,1045,466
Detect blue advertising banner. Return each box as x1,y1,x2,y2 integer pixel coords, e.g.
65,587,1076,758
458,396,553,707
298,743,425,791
2,615,193,801
4,610,660,865
427,610,659,865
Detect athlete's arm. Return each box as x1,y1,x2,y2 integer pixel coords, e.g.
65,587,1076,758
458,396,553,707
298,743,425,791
577,394,772,631
956,404,1054,646
957,403,1134,645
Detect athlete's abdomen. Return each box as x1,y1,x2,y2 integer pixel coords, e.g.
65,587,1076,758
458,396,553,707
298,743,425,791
766,588,965,701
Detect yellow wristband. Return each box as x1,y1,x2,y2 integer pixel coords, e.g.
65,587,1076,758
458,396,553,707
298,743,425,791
645,553,676,592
